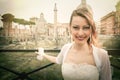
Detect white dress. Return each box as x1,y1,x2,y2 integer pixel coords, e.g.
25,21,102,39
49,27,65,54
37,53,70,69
62,63,99,80
56,42,112,80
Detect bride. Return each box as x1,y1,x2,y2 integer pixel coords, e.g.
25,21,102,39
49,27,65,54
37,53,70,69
36,7,112,80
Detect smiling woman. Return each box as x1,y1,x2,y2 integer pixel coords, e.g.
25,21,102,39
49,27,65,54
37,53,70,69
36,7,112,80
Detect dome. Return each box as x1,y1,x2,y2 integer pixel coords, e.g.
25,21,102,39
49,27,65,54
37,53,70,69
39,13,46,22
76,0,93,15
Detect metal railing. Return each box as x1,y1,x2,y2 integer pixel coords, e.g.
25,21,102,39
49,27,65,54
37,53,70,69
0,63,55,80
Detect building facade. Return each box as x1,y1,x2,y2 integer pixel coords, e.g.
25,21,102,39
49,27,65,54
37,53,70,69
100,12,115,35
115,0,120,35
100,0,120,35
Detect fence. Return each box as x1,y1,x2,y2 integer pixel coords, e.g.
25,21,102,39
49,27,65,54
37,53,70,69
0,49,120,80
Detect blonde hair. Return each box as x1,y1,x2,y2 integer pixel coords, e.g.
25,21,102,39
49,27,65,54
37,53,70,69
69,8,99,47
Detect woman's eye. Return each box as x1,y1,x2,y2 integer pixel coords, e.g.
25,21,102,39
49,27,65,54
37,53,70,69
83,26,90,30
73,26,79,29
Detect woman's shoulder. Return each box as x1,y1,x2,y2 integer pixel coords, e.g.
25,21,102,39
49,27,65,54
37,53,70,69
92,45,108,54
92,45,110,68
98,47,107,55
92,44,108,56
92,45,109,63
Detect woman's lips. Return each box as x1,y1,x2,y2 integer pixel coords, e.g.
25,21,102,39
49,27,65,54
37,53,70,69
76,36,85,41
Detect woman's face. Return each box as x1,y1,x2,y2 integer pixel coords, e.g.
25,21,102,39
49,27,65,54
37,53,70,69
70,16,92,45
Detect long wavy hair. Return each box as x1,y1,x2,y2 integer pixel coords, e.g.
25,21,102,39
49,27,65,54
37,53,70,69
69,7,99,47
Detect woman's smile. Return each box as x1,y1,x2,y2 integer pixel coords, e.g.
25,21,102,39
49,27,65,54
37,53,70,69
75,35,86,41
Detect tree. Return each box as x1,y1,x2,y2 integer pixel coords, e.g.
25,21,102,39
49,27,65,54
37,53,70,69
1,13,14,36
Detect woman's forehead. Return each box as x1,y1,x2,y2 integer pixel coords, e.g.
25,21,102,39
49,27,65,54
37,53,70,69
71,16,89,25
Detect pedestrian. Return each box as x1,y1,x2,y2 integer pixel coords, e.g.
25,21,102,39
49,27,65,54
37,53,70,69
36,7,112,80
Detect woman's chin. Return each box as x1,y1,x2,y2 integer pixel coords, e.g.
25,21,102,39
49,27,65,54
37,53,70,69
74,40,86,45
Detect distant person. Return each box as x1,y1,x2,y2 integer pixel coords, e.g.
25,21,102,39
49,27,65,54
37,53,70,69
36,7,112,80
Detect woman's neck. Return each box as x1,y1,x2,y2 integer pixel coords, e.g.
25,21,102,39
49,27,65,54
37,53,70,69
73,42,90,51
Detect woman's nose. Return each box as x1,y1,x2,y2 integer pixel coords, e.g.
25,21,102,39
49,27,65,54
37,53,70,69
78,29,84,35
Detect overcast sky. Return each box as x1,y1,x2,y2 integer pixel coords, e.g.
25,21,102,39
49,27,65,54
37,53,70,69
0,0,119,23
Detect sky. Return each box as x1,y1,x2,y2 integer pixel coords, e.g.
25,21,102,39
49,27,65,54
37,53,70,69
0,0,119,23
